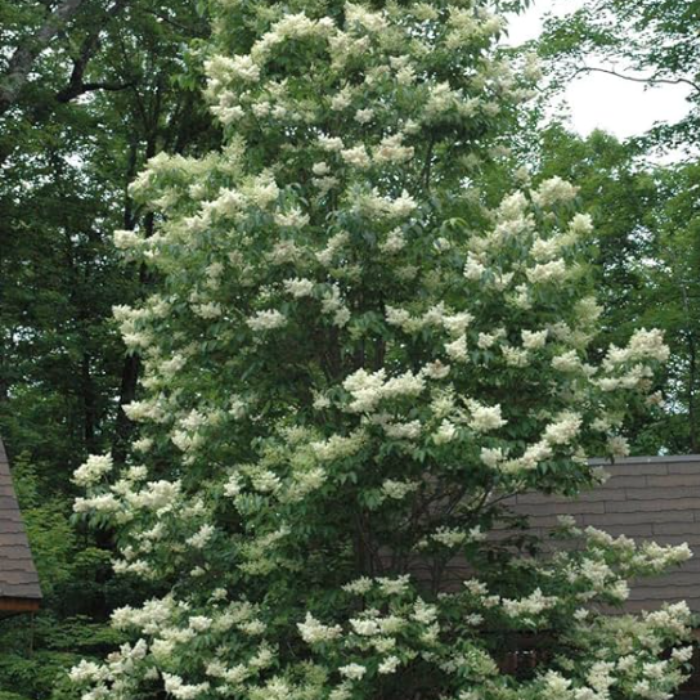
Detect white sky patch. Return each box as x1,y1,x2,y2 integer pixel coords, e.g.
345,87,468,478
504,0,693,141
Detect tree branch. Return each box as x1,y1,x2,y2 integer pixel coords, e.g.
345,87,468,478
573,66,700,95
54,0,131,104
56,80,135,103
142,8,195,33
0,0,86,117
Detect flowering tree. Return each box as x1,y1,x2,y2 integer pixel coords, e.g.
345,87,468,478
71,2,694,699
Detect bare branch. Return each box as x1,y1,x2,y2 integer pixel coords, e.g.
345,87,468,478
56,80,135,102
572,66,700,95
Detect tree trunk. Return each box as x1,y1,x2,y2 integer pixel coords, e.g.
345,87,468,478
111,353,140,464
55,0,132,104
688,333,698,453
110,124,158,463
81,351,98,453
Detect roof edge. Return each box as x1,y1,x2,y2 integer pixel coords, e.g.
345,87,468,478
0,436,43,603
589,454,700,466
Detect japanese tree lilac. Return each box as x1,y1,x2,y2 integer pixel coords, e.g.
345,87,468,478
71,1,693,699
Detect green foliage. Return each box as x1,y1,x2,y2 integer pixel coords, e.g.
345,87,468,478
0,0,218,696
0,457,124,697
532,123,700,453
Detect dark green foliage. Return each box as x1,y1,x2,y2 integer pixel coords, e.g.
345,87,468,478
0,0,218,695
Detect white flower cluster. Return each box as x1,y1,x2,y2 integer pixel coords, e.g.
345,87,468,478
73,454,114,488
604,328,670,368
501,588,558,619
297,612,342,644
351,188,418,220
311,430,367,462
247,309,287,332
342,368,426,414
465,400,507,433
429,526,484,548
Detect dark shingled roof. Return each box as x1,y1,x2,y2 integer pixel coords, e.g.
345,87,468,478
504,455,700,614
0,438,41,610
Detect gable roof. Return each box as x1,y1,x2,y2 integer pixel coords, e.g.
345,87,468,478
505,455,700,614
0,439,41,613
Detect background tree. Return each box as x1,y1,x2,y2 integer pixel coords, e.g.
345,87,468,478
648,162,700,452
536,0,700,155
526,0,700,453
0,1,217,696
524,130,700,455
529,126,670,452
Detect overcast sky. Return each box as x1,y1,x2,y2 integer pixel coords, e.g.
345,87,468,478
505,0,693,140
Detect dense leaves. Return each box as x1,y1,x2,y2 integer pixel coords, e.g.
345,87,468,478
0,0,217,695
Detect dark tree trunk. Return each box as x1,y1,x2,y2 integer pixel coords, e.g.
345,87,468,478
81,352,98,453
110,120,158,463
688,334,698,453
111,354,140,465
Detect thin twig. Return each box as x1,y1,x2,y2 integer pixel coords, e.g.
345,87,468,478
572,66,700,94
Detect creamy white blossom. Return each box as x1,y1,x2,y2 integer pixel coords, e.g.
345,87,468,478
467,400,507,432
73,454,113,487
247,310,287,332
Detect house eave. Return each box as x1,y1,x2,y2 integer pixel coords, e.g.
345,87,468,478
0,596,41,617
